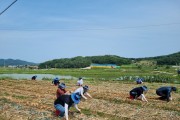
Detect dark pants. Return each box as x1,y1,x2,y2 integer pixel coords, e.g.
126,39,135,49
156,90,165,97
130,91,138,99
156,91,169,101
54,104,65,117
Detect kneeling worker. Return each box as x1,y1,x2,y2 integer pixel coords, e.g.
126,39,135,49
54,93,81,120
129,86,148,102
156,86,177,102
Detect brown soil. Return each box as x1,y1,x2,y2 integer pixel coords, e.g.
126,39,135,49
0,79,179,120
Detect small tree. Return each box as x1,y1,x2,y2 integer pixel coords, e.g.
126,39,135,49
137,65,142,69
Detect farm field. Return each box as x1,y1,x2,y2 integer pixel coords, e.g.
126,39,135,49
0,79,179,120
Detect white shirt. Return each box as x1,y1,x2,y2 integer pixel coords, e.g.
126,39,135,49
77,79,83,86
74,87,87,99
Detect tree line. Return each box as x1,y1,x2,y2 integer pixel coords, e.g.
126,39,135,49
135,52,180,65
38,52,180,69
38,55,131,69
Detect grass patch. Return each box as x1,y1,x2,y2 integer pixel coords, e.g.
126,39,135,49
0,97,12,104
96,111,105,117
42,77,52,81
0,76,14,80
82,108,130,120
12,94,28,99
94,95,143,107
82,108,92,116
0,115,6,120
3,92,10,96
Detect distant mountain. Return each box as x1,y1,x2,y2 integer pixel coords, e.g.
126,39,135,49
0,59,38,66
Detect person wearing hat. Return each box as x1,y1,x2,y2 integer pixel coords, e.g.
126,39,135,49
74,85,92,100
56,83,67,98
54,93,81,120
77,77,83,86
31,75,37,80
52,77,60,86
129,86,148,102
136,78,143,84
156,86,177,102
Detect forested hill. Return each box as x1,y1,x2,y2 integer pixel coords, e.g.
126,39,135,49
135,51,180,65
0,59,37,66
38,55,131,69
2,52,179,68
1,52,179,68
38,52,180,69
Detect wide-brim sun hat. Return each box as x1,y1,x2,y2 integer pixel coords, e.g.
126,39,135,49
71,93,81,104
83,85,89,90
54,77,59,81
172,87,177,91
142,86,148,91
59,83,66,89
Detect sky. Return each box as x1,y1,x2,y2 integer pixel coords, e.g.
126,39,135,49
0,0,180,63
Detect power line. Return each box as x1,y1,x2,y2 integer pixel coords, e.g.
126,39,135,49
0,22,180,31
0,0,18,16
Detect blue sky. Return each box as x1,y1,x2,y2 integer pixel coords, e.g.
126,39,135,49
0,0,180,63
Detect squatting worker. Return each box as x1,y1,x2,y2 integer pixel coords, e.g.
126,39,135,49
77,77,83,86
56,83,67,98
129,86,148,102
52,77,60,86
156,86,177,102
31,75,37,80
74,85,92,100
54,93,81,120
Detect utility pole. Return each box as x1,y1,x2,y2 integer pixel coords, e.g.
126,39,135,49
4,59,5,68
